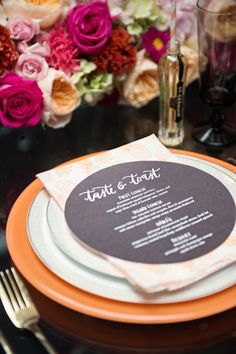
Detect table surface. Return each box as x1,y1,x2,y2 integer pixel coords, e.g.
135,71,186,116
0,81,236,354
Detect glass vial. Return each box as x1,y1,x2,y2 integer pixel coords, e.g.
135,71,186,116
158,40,186,147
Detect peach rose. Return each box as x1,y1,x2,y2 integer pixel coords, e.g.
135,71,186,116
2,0,63,29
205,0,236,42
0,5,7,26
120,50,159,108
26,0,60,8
38,68,81,128
181,45,199,85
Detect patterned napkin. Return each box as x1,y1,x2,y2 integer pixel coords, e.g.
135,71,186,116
37,135,236,294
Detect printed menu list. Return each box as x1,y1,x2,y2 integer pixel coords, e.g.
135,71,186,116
65,161,235,264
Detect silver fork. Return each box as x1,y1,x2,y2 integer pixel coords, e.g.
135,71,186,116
0,329,14,354
0,268,58,354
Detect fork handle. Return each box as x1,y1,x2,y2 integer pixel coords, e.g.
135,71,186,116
0,330,14,354
27,323,58,354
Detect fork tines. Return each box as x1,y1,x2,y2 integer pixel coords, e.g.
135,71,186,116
0,268,30,311
0,267,38,329
0,268,57,354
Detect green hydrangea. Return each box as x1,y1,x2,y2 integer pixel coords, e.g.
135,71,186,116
130,0,157,20
71,61,114,105
122,0,168,36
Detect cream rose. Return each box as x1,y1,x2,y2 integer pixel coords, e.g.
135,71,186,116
61,0,77,19
26,0,60,8
120,50,159,108
0,5,7,26
204,0,236,42
119,47,198,108
2,0,63,29
38,68,81,128
181,45,199,85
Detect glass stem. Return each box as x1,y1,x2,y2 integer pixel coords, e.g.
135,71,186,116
210,109,224,131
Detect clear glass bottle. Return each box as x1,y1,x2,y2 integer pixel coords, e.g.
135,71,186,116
158,40,186,147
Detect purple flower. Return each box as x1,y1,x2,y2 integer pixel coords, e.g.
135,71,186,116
142,27,170,63
0,71,43,128
66,0,113,56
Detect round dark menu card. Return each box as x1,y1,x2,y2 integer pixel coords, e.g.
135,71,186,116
64,161,236,264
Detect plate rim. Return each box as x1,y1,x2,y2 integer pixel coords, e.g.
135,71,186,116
28,187,236,305
6,150,236,324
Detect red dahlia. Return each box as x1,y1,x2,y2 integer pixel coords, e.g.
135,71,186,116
0,25,19,70
93,27,137,76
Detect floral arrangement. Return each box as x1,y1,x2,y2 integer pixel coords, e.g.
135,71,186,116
0,0,198,129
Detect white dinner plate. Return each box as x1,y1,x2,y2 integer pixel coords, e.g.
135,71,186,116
27,155,236,304
47,154,236,276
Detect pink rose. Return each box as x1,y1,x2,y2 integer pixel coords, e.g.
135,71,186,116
24,42,50,57
16,40,29,54
15,53,49,81
0,71,43,128
8,17,39,42
67,0,112,55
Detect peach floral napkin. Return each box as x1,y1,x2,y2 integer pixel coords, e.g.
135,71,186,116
37,135,236,294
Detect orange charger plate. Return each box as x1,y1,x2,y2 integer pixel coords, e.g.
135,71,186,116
6,150,236,324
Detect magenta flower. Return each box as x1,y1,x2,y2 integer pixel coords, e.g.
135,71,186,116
66,0,113,56
142,27,170,63
47,25,79,76
0,71,43,128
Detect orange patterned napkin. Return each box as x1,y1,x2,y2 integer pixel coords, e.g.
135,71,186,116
37,135,236,293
